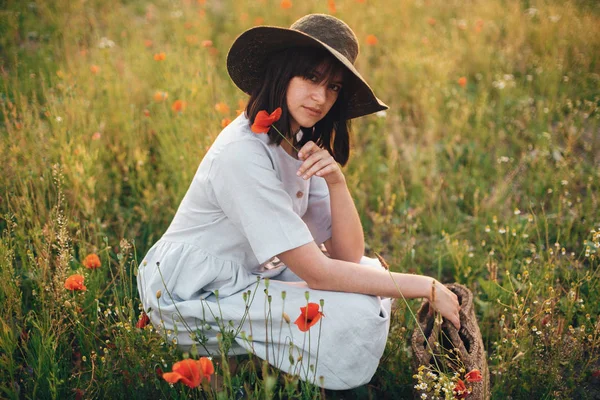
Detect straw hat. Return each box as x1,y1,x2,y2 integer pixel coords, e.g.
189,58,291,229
227,14,388,120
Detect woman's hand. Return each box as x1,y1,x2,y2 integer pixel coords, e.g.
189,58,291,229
297,141,345,185
430,280,461,329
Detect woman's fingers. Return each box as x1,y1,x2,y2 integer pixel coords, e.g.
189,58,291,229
297,141,319,160
433,284,461,330
300,155,335,179
297,142,333,178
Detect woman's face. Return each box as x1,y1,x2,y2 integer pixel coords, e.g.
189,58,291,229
286,64,343,133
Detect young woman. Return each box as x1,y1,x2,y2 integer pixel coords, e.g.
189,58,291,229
137,14,460,390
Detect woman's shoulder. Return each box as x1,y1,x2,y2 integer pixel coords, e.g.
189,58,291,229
207,113,276,172
211,113,271,153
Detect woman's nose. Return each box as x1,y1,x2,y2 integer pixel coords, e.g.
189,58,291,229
311,84,327,103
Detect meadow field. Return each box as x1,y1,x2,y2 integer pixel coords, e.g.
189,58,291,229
1,0,599,398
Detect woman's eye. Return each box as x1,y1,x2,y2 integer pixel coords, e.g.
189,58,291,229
330,84,341,92
305,73,318,82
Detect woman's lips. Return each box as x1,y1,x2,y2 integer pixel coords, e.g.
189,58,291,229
303,106,322,117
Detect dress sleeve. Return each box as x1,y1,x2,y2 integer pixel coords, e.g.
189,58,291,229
302,176,332,245
208,139,315,264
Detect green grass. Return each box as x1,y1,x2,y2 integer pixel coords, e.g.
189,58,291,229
1,0,599,398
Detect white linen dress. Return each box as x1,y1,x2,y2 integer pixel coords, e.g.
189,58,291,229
137,113,391,390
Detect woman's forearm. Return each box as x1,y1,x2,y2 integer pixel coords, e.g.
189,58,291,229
278,242,461,329
326,178,365,262
312,256,432,299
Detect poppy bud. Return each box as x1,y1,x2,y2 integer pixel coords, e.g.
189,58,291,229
282,312,291,324
156,290,162,299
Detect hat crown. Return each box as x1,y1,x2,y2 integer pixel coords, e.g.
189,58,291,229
290,14,359,64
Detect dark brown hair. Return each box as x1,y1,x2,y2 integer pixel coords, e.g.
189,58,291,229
246,47,352,166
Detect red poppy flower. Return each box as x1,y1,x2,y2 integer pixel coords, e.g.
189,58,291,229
453,379,469,399
328,0,336,14
171,100,186,113
215,102,230,115
458,76,467,88
64,274,86,291
83,253,101,269
366,34,378,46
294,302,324,332
163,357,214,388
251,108,282,134
465,368,482,382
136,312,150,329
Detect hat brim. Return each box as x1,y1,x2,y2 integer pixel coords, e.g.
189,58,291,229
227,26,388,120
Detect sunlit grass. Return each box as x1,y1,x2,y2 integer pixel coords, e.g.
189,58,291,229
1,0,599,398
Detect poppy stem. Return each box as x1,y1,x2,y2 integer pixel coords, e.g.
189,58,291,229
271,125,300,154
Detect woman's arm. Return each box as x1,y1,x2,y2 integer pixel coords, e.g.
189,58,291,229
277,241,462,329
323,178,364,262
297,142,364,262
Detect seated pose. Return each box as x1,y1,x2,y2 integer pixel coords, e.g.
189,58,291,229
137,14,460,390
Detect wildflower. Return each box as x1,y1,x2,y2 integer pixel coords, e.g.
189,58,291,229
144,39,153,48
427,17,436,26
375,252,390,270
153,91,168,102
163,357,215,388
215,102,230,114
280,0,292,9
465,369,482,382
83,253,101,269
294,302,324,332
221,118,231,128
98,37,115,49
458,76,467,88
453,379,469,399
65,274,87,291
91,132,102,141
185,35,198,45
365,34,378,46
474,19,484,33
251,108,282,133
136,312,150,329
254,17,265,26
236,99,246,115
153,52,166,61
143,109,150,117
90,65,100,74
328,0,336,14
201,40,213,47
172,100,186,113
